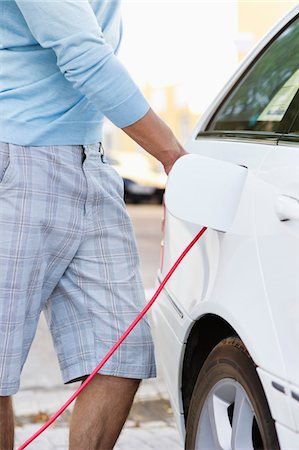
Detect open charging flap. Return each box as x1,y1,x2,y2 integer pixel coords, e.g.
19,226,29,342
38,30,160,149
164,154,249,232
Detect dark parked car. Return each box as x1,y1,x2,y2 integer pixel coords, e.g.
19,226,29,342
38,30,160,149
108,150,166,203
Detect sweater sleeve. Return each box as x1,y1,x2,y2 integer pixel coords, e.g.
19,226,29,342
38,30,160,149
15,0,150,128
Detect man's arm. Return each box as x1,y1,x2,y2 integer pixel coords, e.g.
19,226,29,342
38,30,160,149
15,0,149,127
16,0,187,172
122,108,187,174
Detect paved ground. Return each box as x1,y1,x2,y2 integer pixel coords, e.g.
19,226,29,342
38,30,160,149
15,377,183,449
14,204,184,449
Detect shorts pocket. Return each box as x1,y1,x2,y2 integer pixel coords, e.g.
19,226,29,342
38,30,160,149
0,144,13,185
107,164,125,198
99,157,124,199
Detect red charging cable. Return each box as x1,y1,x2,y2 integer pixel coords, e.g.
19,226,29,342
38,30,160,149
18,226,207,449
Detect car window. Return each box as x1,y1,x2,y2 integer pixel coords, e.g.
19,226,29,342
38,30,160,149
207,16,299,135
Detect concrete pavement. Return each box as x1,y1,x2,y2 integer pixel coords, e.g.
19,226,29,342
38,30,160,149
15,374,183,449
16,423,182,450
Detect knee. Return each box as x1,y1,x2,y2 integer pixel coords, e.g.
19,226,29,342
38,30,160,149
0,396,12,406
102,374,141,390
82,374,141,397
0,396,14,425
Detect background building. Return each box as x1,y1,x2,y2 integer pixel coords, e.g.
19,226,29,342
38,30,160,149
236,0,297,61
103,1,297,172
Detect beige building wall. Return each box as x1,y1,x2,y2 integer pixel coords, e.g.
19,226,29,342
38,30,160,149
104,1,298,158
103,84,198,157
237,0,298,61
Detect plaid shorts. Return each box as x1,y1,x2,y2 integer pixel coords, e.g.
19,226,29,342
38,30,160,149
0,142,156,396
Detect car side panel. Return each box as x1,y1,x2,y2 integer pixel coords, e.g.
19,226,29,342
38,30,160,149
254,145,299,388
275,422,299,449
154,137,296,435
161,139,287,377
257,368,296,431
151,293,189,440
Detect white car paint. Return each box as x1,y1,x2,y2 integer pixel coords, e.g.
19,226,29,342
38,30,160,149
152,4,299,448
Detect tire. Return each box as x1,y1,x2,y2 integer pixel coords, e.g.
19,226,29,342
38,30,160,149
185,337,280,450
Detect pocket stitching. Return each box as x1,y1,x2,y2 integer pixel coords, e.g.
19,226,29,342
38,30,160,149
0,154,12,185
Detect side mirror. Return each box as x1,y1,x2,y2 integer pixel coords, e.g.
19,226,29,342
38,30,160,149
164,154,248,232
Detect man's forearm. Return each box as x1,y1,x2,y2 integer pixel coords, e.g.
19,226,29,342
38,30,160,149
122,108,188,174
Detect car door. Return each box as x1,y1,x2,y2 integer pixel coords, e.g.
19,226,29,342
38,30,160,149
253,101,299,428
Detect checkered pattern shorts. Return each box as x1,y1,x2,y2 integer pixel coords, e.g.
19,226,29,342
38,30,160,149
0,142,156,396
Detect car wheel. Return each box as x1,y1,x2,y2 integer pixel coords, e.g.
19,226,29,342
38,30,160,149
185,337,280,450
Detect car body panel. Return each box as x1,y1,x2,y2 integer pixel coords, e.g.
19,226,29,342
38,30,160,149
275,422,299,450
257,368,296,431
254,144,299,387
151,296,187,410
151,288,191,439
153,4,299,446
290,381,299,431
158,138,287,376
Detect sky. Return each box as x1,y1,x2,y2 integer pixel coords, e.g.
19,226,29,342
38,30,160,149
118,1,239,113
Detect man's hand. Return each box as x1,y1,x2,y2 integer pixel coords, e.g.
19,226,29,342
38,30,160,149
122,108,188,175
160,146,188,175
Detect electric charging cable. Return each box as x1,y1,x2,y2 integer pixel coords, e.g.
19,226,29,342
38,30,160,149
18,226,207,449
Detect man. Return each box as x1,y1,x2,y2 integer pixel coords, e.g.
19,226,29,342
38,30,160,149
0,1,187,448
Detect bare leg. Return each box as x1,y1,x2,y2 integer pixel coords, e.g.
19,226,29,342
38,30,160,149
0,396,14,450
69,374,140,450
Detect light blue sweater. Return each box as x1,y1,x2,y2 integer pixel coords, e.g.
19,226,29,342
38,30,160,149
0,0,150,145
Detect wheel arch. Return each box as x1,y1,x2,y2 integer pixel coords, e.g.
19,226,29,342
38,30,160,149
182,313,237,421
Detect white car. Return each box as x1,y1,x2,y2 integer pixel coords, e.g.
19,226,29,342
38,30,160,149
152,5,299,449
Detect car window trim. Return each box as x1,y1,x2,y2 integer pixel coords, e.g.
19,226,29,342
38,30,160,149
197,130,280,144
277,90,299,143
278,89,299,133
198,12,299,139
277,133,299,145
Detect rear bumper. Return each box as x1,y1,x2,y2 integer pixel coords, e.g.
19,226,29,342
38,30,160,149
258,367,299,444
276,423,299,449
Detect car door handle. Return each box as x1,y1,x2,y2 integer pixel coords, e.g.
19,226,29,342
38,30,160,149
276,194,299,221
